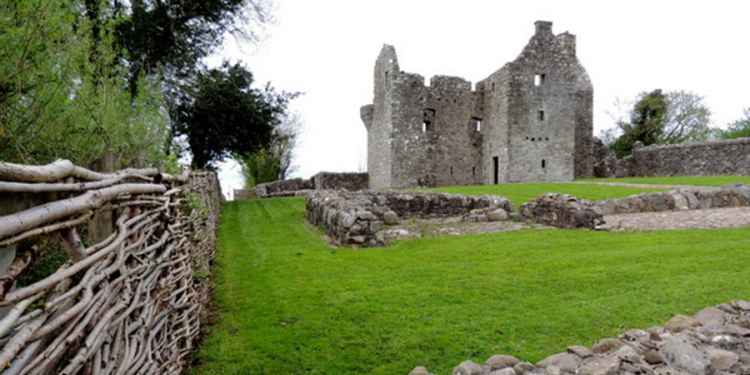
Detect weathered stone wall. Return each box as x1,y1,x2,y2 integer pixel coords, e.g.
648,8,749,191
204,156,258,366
234,189,257,200
595,185,750,215
255,178,314,197
594,138,750,178
361,21,593,188
306,191,512,247
632,138,750,177
312,172,369,191
413,300,750,375
520,193,604,229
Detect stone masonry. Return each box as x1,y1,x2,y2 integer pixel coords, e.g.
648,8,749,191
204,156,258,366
412,300,750,375
594,137,750,178
361,21,594,189
305,190,512,247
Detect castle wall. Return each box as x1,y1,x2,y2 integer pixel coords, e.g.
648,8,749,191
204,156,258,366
505,22,582,183
361,21,593,188
364,46,399,189
478,67,512,184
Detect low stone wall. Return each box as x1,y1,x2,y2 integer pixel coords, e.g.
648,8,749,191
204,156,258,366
312,172,369,191
595,185,750,216
594,137,750,178
234,189,256,200
255,178,314,197
256,172,370,198
306,190,512,247
520,193,604,229
412,300,750,375
632,138,750,177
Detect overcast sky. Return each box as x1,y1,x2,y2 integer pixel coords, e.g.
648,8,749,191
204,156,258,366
211,0,750,198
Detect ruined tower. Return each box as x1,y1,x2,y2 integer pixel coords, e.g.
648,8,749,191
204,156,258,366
361,21,593,189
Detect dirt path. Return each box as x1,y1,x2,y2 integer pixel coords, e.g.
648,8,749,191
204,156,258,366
601,207,750,231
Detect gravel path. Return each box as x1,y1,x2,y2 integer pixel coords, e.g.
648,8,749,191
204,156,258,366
602,207,750,231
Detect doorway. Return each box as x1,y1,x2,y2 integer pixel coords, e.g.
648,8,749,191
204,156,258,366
493,156,499,184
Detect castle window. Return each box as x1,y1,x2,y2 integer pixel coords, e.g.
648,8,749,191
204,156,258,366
450,166,454,176
471,117,482,132
534,74,546,86
542,159,547,169
422,108,436,133
472,166,476,176
538,110,545,121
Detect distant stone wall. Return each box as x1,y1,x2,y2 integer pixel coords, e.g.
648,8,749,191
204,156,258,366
631,138,750,177
306,191,512,247
595,138,750,178
414,300,750,375
233,189,256,200
312,172,369,191
255,178,314,197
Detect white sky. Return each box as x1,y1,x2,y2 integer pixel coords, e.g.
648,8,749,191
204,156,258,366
212,0,750,198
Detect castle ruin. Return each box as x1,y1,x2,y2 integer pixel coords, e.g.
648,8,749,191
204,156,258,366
360,21,594,189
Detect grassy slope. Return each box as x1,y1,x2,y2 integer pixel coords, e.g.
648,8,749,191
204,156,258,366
583,175,750,187
194,198,750,375
425,183,663,209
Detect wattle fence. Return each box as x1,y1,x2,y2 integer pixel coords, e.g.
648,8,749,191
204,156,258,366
0,160,221,374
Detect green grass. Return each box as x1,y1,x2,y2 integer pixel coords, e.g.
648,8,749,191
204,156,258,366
194,198,750,375
423,183,663,208
582,175,750,187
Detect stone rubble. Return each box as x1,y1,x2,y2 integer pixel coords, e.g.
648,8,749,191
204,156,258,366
520,193,604,229
410,300,750,375
595,185,750,216
305,190,512,247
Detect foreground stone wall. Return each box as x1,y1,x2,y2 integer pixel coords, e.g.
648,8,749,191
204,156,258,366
306,190,512,247
412,300,750,375
520,194,604,229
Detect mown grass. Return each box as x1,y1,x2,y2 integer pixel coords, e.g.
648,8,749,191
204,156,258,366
193,197,750,375
582,175,750,187
424,183,663,209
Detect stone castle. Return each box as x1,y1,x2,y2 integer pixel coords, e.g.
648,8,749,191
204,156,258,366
360,21,594,189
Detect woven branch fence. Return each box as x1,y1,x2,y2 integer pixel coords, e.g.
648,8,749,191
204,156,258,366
0,160,222,374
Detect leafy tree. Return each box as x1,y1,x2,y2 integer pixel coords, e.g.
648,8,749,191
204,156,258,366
0,0,168,166
238,112,300,187
610,89,712,158
719,108,750,139
98,0,272,98
611,90,667,158
171,62,295,169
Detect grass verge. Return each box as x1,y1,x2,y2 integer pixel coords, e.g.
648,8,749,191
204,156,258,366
193,197,750,375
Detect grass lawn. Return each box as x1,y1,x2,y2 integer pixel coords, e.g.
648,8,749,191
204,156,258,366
193,197,750,375
423,183,663,209
582,175,750,187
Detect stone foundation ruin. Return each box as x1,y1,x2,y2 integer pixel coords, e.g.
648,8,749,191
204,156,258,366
412,300,750,375
305,190,512,247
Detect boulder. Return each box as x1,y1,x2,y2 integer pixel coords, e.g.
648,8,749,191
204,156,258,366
487,354,520,370
665,314,701,333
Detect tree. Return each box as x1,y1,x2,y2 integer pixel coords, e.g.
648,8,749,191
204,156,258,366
611,90,667,158
610,89,712,158
661,90,712,144
101,0,272,99
719,108,750,139
0,0,168,167
238,112,300,187
171,62,295,169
